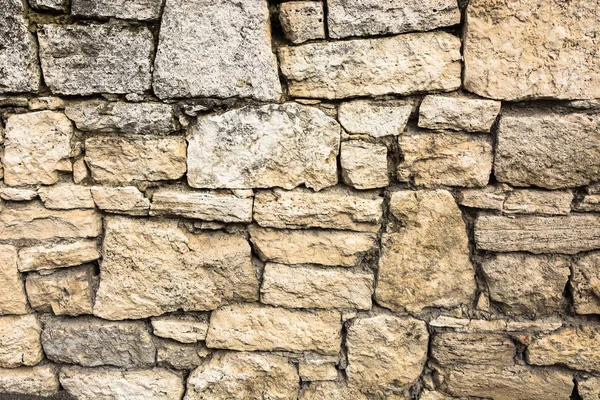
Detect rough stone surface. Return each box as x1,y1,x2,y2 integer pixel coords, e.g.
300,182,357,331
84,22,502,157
376,190,475,312
528,326,600,372
90,186,150,216
153,0,281,101
93,217,258,320
0,315,43,368
571,252,600,315
38,24,153,95
340,141,389,190
0,187,38,201
503,189,573,215
0,365,59,397
18,240,100,272
418,95,501,132
38,184,94,210
0,245,29,315
151,314,209,344
156,339,210,370
299,381,369,400
338,100,413,137
279,32,461,99
3,111,73,186
71,0,163,21
575,195,600,213
206,304,342,355
298,356,337,382
578,377,600,400
431,332,516,366
279,1,325,44
187,103,340,191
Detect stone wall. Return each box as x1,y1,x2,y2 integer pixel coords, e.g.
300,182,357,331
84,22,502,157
0,0,599,399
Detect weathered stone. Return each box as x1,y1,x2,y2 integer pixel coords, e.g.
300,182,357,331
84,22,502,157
206,304,342,355
503,189,573,215
153,0,281,101
187,103,339,191
185,351,298,400
65,101,177,134
327,0,460,38
376,190,475,312
72,0,163,20
397,129,493,187
72,158,89,184
3,111,73,186
0,203,102,241
429,316,563,334
575,195,600,213
474,214,600,254
431,332,516,366
261,263,373,310
346,315,428,395
253,187,383,232
0,187,38,201
418,95,501,132
93,217,258,320
578,377,600,400
150,189,253,223
0,315,43,368
38,24,153,95
18,240,100,272
341,141,389,190
28,96,65,111
26,265,97,316
0,0,41,93
156,339,211,370
279,1,325,44
38,184,94,210
249,226,378,267
528,326,600,372
0,245,29,315
90,186,150,216
151,314,209,344
482,253,570,315
571,252,600,315
42,316,156,368
60,366,184,400
299,381,369,400
280,32,461,99
29,0,68,11
298,355,337,381
85,136,187,184
338,100,413,137
419,390,458,400
464,0,600,100
0,364,59,397
457,185,507,210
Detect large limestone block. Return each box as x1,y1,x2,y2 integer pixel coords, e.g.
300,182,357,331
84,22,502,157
338,100,413,138
340,141,389,190
463,0,600,100
3,111,73,186
279,32,461,99
0,315,43,368
346,315,428,395
418,95,501,132
60,366,184,400
249,226,378,267
279,1,325,44
375,190,475,312
38,24,153,95
299,381,369,400
397,129,493,187
206,303,342,355
0,244,28,315
253,187,383,232
184,351,299,400
187,103,340,191
151,314,209,344
93,217,258,320
495,110,600,189
431,332,516,366
0,0,41,93
71,0,163,21
85,136,187,184
42,316,156,368
528,326,600,372
474,214,600,254
261,263,373,309
571,252,600,315
18,240,100,272
153,0,281,101
91,186,150,216
0,364,59,397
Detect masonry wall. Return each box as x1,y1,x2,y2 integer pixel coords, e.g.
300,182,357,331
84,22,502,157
0,0,599,399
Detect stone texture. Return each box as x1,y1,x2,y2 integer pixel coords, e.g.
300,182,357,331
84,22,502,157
85,136,187,184
0,187,38,201
71,0,163,21
397,129,493,187
457,185,507,210
463,0,600,100
29,0,69,11
18,240,100,272
338,100,413,137
474,214,600,254
38,184,94,210
376,190,475,312
528,326,600,372
65,101,177,134
42,316,156,368
253,187,383,232
187,103,339,191
38,24,153,95
261,263,373,309
153,0,281,101
299,381,369,400
571,252,600,315
496,111,600,189
60,366,184,400
346,315,428,395
206,304,342,355
429,316,563,333
156,339,210,370
0,0,41,93
249,226,378,267
90,186,150,216
503,189,573,215
3,111,73,186
578,377,600,400
327,0,460,38
150,189,253,223
28,96,64,111
298,356,337,381
0,315,43,368
418,95,501,132
575,195,600,212
431,332,516,366
26,265,97,316
340,141,389,190
0,364,59,397
279,32,461,99
280,1,325,44
0,245,29,315
185,351,299,400
151,314,209,344
93,217,258,320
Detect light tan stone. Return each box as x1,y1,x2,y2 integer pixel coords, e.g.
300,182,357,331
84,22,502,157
0,187,38,201
341,141,389,190
457,185,507,210
91,186,150,216
72,157,88,184
338,100,413,138
0,364,59,397
18,240,100,272
299,381,370,400
431,332,516,366
429,316,563,333
571,252,600,315
28,96,64,111
578,377,600,400
0,315,43,368
151,314,209,344
503,189,573,215
0,245,28,315
528,326,600,372
298,356,337,381
38,183,94,210
575,195,600,212
418,95,501,132
156,339,211,370
279,1,325,44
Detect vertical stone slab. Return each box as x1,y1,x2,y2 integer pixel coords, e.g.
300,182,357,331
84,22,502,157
0,245,28,315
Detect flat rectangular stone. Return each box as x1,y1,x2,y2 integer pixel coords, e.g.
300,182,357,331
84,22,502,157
528,326,600,372
418,95,501,133
574,195,600,212
340,141,389,190
503,189,573,215
0,365,59,397
71,0,163,20
279,1,325,44
338,100,413,138
90,186,150,216
279,32,461,99
0,315,43,368
429,316,562,333
38,183,95,210
0,245,29,315
431,332,516,366
0,187,38,201
151,314,209,344
18,240,100,272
